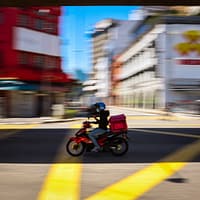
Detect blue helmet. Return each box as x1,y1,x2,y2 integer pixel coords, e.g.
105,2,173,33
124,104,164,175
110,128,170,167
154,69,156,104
95,102,106,112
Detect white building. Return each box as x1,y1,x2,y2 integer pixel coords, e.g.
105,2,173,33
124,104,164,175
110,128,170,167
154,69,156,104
83,18,138,105
116,16,200,113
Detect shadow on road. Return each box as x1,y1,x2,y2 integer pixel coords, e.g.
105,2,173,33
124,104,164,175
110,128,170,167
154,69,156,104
167,177,188,183
0,128,199,164
0,129,69,164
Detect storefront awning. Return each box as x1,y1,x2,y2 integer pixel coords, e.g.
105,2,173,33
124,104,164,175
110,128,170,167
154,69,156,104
0,86,19,90
0,80,38,91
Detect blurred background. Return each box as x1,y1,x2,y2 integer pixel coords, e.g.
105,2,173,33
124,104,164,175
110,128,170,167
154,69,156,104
0,6,200,118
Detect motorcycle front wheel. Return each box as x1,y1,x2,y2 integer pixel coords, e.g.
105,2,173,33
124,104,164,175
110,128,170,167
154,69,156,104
66,139,85,156
109,137,128,156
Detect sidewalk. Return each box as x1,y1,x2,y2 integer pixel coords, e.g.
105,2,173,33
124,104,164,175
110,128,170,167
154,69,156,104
108,106,166,115
0,117,84,125
0,107,199,125
108,106,200,119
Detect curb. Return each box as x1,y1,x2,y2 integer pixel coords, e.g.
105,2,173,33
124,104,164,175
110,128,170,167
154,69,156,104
0,117,84,125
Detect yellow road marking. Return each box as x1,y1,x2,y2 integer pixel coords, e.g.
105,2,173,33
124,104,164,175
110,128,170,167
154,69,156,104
70,124,82,129
0,124,38,139
37,124,83,200
37,161,82,200
0,124,37,129
86,139,200,200
131,128,200,139
69,123,98,129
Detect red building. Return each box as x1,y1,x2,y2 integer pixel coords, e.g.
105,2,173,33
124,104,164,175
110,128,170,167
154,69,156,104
0,7,72,117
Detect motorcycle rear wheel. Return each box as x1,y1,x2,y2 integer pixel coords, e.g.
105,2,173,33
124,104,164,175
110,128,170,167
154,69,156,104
109,137,128,156
66,140,85,156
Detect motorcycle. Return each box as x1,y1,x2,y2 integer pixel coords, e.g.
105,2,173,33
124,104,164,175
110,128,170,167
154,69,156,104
66,116,128,156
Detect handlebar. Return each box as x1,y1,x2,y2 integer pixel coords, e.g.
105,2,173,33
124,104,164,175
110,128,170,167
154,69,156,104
82,121,92,128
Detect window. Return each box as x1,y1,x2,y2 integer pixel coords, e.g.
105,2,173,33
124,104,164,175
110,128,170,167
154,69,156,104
18,52,29,65
44,21,51,30
49,22,56,33
36,11,56,21
34,10,48,16
35,18,44,30
18,14,29,27
34,55,45,68
46,57,56,69
44,21,56,33
152,40,156,48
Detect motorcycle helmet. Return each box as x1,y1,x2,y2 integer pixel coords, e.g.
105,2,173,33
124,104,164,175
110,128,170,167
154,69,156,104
95,102,106,112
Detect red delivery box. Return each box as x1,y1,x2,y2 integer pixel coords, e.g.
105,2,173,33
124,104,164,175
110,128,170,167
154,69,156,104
109,114,128,133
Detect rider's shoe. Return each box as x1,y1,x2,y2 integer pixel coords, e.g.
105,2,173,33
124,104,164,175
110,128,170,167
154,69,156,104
91,146,101,152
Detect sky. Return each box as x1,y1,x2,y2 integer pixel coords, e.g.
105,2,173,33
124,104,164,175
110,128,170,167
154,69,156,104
60,6,140,78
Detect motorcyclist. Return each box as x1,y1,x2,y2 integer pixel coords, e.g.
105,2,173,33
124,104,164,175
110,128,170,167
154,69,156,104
88,102,110,152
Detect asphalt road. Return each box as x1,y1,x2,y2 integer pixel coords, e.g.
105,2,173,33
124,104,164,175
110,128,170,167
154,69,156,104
0,113,200,200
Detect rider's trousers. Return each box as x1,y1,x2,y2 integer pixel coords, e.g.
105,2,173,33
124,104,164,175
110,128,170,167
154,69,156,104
88,128,106,149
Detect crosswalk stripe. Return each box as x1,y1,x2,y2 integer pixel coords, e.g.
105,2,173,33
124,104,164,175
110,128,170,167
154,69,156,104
85,139,200,200
37,161,82,200
37,124,83,200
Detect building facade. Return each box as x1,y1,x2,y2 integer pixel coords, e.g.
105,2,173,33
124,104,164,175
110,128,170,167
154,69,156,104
110,55,122,105
83,18,138,105
115,16,200,114
0,7,72,117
